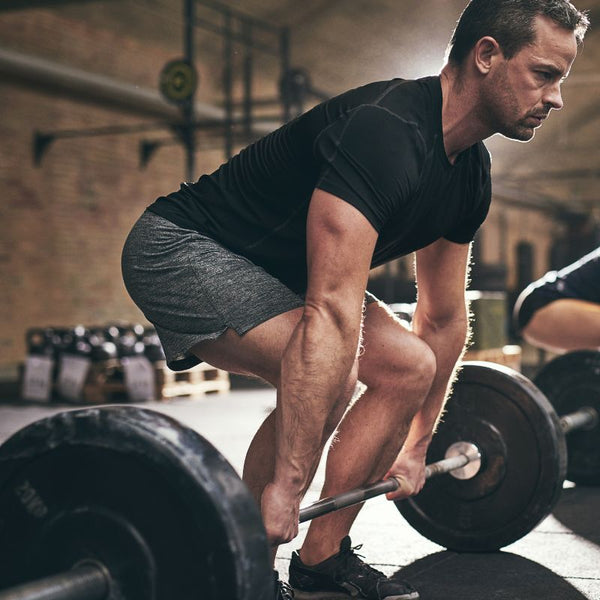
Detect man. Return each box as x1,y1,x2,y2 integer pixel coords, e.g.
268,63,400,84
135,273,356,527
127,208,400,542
122,1,588,598
514,247,600,354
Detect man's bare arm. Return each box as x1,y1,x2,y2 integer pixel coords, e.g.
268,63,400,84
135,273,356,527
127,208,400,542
385,239,471,500
262,188,378,544
407,239,472,450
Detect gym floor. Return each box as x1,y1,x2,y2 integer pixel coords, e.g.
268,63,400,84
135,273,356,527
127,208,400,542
0,387,599,600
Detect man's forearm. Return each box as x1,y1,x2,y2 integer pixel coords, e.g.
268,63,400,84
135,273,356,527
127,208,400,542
403,314,469,452
274,307,359,496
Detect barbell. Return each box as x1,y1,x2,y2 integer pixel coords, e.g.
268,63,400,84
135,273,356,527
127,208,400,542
0,353,598,600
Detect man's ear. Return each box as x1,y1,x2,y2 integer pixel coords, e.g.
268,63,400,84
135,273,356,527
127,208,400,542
473,36,503,74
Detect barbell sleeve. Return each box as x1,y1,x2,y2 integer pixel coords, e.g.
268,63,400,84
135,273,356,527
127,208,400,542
560,407,598,435
299,446,479,523
0,563,109,600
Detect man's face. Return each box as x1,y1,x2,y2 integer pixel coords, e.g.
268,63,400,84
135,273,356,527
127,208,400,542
484,15,578,141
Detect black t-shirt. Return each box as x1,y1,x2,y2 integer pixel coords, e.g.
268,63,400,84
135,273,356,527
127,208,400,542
148,76,492,294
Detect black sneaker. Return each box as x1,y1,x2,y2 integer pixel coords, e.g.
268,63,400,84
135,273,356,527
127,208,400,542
289,536,419,600
274,570,295,599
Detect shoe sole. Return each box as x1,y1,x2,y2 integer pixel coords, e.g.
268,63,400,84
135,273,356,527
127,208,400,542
293,590,420,600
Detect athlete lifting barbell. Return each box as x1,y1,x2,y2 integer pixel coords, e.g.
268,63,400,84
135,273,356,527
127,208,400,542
118,2,589,598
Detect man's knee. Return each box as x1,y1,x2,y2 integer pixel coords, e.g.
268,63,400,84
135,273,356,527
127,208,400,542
363,337,436,401
402,340,437,398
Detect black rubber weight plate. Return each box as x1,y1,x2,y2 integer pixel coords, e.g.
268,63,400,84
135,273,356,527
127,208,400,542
397,362,566,552
534,350,600,485
0,407,273,600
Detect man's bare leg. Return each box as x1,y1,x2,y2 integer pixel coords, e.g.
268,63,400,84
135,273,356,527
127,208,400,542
242,374,360,503
298,302,437,564
242,386,355,563
191,301,435,565
191,306,357,561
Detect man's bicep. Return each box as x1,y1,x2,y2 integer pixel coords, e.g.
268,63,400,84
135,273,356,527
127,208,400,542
415,239,472,319
305,188,378,313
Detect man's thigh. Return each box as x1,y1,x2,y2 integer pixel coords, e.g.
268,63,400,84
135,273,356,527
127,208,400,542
191,307,304,385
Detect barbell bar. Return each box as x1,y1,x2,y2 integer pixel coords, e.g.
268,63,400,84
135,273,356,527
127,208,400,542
0,563,108,600
299,442,482,522
559,406,598,434
299,402,597,523
0,357,598,599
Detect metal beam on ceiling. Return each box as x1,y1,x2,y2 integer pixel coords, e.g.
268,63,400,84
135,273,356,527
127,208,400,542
0,47,280,129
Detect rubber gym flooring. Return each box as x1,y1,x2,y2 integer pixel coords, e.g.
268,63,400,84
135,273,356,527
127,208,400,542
0,386,598,600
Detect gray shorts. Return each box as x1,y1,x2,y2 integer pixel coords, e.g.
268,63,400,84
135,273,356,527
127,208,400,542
121,211,305,371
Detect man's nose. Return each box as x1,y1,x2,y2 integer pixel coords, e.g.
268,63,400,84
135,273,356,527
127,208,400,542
544,82,564,111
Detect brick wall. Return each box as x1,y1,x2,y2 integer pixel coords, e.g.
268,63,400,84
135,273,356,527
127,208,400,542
0,8,233,378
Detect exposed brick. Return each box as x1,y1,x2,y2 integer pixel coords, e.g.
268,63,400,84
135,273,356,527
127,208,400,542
0,8,231,375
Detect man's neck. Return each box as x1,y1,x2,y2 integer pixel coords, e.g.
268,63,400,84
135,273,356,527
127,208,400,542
439,65,492,163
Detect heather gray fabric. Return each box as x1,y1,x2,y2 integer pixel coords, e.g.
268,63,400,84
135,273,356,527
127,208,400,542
121,211,304,371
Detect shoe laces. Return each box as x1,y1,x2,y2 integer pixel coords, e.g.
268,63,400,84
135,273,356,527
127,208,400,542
278,579,295,600
338,542,386,583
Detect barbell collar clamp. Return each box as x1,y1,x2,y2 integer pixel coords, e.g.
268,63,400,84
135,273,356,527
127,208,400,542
439,441,482,480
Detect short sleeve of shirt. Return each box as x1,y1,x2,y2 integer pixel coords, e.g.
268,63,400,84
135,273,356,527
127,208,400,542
555,247,600,302
314,105,425,232
444,149,492,244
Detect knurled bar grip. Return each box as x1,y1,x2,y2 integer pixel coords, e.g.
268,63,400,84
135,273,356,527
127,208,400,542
299,451,476,523
0,564,109,600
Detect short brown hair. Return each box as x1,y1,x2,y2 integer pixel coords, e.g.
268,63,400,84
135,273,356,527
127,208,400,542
448,0,590,65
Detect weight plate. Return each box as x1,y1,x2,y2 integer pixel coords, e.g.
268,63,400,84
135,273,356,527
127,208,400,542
0,407,273,600
534,350,600,485
397,362,566,552
159,59,198,103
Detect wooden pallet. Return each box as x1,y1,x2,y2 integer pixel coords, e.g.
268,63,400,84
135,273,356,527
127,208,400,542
81,359,129,404
82,360,230,403
154,361,231,399
21,358,230,404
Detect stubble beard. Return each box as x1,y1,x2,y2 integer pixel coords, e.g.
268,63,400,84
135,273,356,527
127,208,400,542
483,67,536,142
